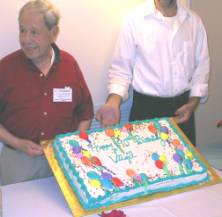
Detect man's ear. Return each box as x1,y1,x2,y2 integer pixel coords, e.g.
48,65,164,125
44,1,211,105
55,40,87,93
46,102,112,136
51,26,59,42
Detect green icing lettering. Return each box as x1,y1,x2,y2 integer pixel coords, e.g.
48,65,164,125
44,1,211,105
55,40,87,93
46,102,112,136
109,151,135,164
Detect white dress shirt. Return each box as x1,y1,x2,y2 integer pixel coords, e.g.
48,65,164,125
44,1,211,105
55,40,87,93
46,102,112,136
108,0,210,102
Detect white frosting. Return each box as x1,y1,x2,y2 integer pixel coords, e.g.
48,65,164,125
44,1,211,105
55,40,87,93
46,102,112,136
53,119,209,209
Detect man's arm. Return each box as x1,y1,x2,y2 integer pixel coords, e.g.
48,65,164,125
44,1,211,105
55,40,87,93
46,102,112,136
0,124,43,156
96,94,122,128
77,119,92,131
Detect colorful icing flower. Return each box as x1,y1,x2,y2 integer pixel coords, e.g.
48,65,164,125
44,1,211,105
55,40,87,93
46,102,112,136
69,140,79,147
87,171,101,180
176,149,185,159
139,173,148,182
101,172,112,180
152,153,170,176
79,130,89,140
124,123,133,132
148,123,157,136
134,174,143,183
81,156,92,167
79,130,92,144
151,153,159,161
92,156,102,166
173,153,183,164
184,159,193,170
99,210,126,217
126,169,144,185
185,150,193,159
160,132,169,141
81,149,91,158
112,177,124,187
155,160,164,169
89,179,102,188
101,179,113,190
72,146,82,154
173,153,185,174
114,129,121,138
160,126,169,134
105,128,115,137
172,139,181,148
159,155,167,163
105,128,124,153
126,169,136,178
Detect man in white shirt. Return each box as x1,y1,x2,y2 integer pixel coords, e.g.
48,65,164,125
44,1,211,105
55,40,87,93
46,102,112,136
96,0,210,146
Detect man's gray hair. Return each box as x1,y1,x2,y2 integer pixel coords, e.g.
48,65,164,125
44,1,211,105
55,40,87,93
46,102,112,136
18,0,60,30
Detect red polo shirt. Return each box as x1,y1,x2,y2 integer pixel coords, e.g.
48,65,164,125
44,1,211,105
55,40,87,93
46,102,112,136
0,44,94,143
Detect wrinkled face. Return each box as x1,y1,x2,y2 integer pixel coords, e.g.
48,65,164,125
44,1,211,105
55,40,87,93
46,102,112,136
19,9,57,64
155,0,176,8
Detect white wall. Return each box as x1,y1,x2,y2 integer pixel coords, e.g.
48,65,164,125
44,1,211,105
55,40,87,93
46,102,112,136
191,0,222,147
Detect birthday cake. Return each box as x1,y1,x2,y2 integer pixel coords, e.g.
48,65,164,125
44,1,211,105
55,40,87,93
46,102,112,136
52,118,210,210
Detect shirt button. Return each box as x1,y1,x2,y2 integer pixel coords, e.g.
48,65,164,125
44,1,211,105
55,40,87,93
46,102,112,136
41,132,45,136
40,73,44,77
44,92,48,96
43,112,48,116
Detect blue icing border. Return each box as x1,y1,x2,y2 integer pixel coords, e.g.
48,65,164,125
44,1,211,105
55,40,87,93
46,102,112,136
52,117,209,210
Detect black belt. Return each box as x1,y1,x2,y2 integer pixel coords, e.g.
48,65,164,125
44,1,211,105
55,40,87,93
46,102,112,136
133,90,190,105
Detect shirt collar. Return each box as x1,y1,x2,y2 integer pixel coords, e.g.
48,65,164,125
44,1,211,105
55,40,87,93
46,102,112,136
21,43,61,73
142,0,191,23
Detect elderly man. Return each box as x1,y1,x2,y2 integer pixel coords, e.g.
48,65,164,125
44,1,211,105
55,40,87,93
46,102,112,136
0,0,93,185
97,0,210,146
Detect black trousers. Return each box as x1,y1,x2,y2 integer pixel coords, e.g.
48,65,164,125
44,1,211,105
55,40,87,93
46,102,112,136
129,90,196,146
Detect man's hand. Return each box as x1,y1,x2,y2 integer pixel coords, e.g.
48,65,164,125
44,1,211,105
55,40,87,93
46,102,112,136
96,94,122,128
17,139,43,157
96,104,120,128
174,97,200,124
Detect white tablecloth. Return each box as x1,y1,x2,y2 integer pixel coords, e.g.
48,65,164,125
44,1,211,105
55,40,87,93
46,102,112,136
1,170,222,217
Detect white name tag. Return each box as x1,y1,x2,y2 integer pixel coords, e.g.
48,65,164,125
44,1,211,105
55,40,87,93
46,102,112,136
53,87,72,102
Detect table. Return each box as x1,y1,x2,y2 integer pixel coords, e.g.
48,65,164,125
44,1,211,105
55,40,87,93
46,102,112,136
1,170,222,217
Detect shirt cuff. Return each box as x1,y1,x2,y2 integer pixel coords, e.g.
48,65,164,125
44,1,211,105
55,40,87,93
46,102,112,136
190,84,208,103
108,84,129,101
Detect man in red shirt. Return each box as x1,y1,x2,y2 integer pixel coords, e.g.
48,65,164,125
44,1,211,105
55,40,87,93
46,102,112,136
0,0,94,185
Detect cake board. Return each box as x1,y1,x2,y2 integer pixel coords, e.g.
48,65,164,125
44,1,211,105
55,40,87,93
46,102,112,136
41,120,222,217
